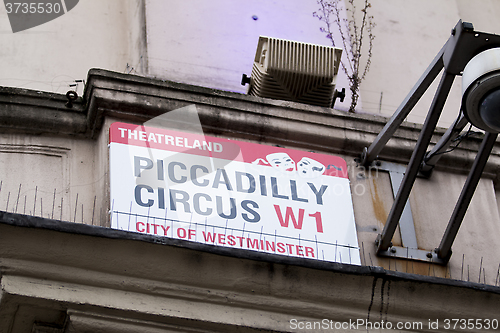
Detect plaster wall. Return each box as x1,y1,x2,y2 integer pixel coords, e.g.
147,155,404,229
2,0,500,129
143,0,500,128
0,0,145,96
360,0,500,128
144,0,352,109
0,133,105,225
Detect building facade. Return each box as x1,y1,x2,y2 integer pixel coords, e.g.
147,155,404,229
1,1,500,332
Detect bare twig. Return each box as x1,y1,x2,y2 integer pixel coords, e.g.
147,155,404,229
314,0,375,112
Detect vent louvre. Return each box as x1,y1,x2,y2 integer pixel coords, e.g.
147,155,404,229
248,36,342,107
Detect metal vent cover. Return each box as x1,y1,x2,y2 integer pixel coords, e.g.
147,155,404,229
247,36,342,107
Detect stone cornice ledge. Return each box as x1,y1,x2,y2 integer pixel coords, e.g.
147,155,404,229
0,86,87,136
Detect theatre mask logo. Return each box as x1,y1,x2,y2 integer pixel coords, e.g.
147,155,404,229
4,0,79,33
109,122,360,265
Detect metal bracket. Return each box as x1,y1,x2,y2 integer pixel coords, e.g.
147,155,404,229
360,20,500,265
377,246,448,265
369,161,447,264
375,71,456,259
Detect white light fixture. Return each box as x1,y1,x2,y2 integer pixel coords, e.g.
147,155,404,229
462,47,500,133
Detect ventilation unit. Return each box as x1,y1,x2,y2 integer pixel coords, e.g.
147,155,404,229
242,36,344,107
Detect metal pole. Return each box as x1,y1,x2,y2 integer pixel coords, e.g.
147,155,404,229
359,45,445,166
436,132,498,261
376,72,455,253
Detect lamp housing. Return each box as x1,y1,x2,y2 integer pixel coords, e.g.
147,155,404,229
462,48,500,133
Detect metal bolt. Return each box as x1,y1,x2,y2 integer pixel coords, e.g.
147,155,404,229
65,90,78,108
463,22,474,32
390,248,396,253
426,252,433,258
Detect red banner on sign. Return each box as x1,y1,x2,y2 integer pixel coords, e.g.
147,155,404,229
110,122,348,179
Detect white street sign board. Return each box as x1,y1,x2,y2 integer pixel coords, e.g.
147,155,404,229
109,122,360,264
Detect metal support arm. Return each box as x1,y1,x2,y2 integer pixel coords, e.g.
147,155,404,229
359,46,444,166
436,132,499,261
376,72,455,253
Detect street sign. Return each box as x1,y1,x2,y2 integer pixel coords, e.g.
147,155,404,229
109,122,360,264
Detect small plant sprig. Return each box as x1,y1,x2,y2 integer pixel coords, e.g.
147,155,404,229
314,0,375,112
